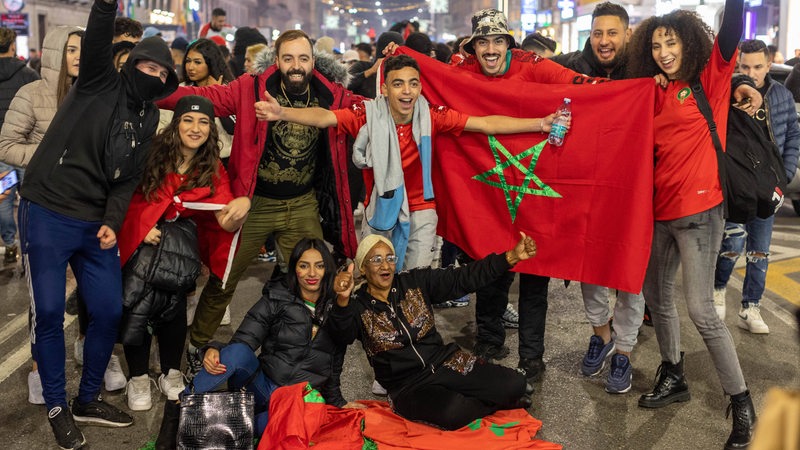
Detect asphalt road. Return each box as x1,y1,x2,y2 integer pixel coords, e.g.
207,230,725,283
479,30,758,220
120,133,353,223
1,205,798,449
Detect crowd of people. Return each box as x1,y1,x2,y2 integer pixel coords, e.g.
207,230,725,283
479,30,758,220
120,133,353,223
1,0,798,449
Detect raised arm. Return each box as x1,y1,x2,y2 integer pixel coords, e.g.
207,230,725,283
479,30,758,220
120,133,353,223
718,0,745,61
464,113,557,135
254,90,338,128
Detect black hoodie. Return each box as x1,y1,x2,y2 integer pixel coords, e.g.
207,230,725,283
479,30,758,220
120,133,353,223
21,0,178,232
0,57,39,124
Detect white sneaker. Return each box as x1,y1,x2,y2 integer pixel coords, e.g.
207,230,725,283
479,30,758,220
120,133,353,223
371,379,388,396
74,337,84,365
220,306,231,326
713,288,726,321
738,304,769,334
158,369,186,401
186,294,199,326
126,374,153,411
28,370,45,405
104,355,127,391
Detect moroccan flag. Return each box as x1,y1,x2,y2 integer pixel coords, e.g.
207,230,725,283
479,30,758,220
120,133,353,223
394,47,655,293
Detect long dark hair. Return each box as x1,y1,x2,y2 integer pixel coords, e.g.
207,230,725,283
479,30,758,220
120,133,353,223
626,9,714,81
286,238,337,307
140,113,221,202
56,30,84,106
182,38,235,85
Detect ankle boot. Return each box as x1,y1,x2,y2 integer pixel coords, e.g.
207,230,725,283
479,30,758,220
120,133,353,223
156,400,181,450
638,351,691,408
724,390,756,450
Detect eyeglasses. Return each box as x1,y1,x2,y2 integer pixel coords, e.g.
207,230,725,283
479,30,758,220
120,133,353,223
367,254,398,266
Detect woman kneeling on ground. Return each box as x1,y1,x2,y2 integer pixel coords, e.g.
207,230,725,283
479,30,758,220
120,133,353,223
329,233,537,430
156,237,362,448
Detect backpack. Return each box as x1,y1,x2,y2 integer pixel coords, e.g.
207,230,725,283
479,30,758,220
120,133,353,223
691,80,786,223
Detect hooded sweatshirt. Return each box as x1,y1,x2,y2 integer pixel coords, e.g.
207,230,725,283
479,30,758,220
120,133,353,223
21,0,178,233
0,26,82,167
0,56,39,126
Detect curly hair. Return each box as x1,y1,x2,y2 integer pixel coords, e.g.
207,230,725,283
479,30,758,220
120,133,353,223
140,114,222,202
182,38,234,85
626,9,714,81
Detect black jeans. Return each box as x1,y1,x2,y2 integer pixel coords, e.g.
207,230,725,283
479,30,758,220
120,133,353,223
391,360,527,430
474,271,549,360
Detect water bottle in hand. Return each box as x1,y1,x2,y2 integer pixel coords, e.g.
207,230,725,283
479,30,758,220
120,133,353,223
548,98,572,147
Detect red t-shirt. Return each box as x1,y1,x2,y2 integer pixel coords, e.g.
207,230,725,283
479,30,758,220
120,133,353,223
334,101,468,211
652,39,734,221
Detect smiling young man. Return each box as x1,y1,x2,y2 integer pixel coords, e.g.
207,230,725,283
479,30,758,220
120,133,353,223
549,2,645,395
713,39,800,334
256,54,559,272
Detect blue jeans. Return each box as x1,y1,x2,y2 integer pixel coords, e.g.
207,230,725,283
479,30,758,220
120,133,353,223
0,162,17,246
188,343,278,434
643,205,746,395
20,200,122,409
714,217,774,307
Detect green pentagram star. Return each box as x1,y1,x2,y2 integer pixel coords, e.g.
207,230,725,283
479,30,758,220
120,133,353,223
472,136,561,222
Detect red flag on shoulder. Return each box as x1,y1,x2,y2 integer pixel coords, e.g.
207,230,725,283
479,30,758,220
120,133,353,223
394,47,655,293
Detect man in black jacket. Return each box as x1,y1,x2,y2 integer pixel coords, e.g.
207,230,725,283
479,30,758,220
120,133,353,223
549,2,646,396
14,1,178,448
0,26,38,265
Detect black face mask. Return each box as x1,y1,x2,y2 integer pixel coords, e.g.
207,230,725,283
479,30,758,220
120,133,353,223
133,69,166,101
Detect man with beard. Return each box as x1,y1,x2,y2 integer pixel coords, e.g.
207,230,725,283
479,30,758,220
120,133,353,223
199,7,230,40
448,8,607,382
157,29,361,375
550,2,645,395
9,0,178,447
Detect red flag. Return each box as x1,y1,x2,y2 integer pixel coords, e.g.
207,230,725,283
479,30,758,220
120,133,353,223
395,47,655,293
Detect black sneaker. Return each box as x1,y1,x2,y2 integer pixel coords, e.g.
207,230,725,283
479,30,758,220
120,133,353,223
3,244,18,264
473,342,510,361
48,405,86,449
71,395,133,427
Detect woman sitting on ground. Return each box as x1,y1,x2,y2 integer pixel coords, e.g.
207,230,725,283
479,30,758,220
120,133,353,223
329,233,537,430
156,237,362,448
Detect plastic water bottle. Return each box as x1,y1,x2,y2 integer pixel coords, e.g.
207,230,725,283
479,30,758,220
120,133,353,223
548,98,572,147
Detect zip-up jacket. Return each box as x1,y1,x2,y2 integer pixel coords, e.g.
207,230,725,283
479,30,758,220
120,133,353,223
208,283,346,407
761,74,800,182
0,57,39,125
328,253,511,395
20,0,178,232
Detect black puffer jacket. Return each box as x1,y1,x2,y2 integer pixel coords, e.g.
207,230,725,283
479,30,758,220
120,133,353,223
328,253,511,396
209,283,347,407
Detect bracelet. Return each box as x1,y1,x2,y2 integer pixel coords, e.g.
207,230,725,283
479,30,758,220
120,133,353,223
540,118,545,132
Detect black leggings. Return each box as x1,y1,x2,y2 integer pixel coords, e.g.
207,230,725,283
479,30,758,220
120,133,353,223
123,302,187,377
390,360,527,430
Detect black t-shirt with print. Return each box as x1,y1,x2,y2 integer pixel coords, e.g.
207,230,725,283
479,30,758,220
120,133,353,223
254,87,321,199
754,84,772,142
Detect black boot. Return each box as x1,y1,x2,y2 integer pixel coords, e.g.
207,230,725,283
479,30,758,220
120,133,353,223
638,352,691,408
724,390,756,450
155,400,180,450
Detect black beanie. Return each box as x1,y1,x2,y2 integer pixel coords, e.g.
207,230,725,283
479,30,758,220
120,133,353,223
173,95,215,121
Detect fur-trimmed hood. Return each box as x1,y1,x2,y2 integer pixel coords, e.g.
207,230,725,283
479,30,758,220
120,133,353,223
253,47,351,87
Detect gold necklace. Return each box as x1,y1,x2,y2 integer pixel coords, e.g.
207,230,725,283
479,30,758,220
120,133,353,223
280,82,310,108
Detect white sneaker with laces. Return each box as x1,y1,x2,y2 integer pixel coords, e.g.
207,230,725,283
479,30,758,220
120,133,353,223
28,370,45,405
713,288,726,321
220,306,232,326
371,379,388,396
74,337,84,365
126,374,153,411
104,355,127,391
738,304,769,334
158,369,186,401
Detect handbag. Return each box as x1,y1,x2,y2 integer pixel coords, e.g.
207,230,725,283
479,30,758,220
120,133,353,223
177,385,256,450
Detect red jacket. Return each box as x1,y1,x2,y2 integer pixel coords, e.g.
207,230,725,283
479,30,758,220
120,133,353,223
157,67,362,258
